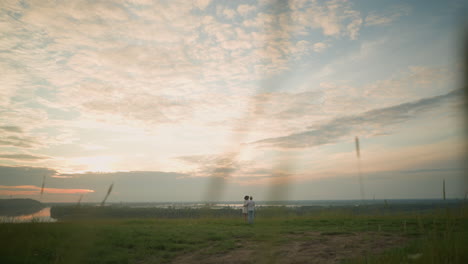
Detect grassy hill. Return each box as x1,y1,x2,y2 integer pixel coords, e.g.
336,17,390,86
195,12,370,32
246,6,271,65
0,205,467,263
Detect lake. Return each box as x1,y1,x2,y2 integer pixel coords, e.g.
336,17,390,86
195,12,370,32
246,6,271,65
0,207,57,223
2,199,460,222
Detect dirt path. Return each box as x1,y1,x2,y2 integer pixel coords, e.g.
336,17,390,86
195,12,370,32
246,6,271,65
172,231,408,264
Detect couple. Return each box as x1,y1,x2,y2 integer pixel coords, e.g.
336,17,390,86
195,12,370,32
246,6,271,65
242,195,255,224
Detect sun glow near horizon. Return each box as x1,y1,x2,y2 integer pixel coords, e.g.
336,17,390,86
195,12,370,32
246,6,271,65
0,0,467,202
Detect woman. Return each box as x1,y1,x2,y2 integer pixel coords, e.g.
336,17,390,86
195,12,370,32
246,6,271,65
242,195,249,222
247,196,255,224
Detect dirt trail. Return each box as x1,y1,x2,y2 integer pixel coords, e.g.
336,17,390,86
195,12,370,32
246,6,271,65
172,231,408,264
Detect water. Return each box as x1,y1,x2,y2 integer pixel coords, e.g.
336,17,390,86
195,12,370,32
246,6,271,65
0,207,57,223
112,199,461,209
2,199,461,222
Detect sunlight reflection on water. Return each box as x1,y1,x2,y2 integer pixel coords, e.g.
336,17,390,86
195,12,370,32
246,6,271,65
0,207,57,223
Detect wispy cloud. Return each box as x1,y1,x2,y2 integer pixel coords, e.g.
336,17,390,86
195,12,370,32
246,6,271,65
365,5,411,26
0,185,94,195
252,89,463,149
0,110,48,150
0,0,366,133
175,152,281,181
0,0,464,200
0,166,57,187
0,126,22,133
0,153,49,161
193,0,212,10
176,152,241,178
237,4,256,17
289,0,363,39
0,135,41,149
312,42,329,53
220,8,236,19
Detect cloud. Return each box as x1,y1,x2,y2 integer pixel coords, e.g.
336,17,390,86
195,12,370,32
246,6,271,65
193,0,211,10
0,0,367,138
0,0,203,128
0,185,94,195
237,4,256,17
363,65,454,102
252,89,463,148
291,41,329,57
0,126,22,133
0,153,50,161
0,0,463,199
0,165,216,201
202,64,454,140
365,5,411,26
312,42,329,52
250,90,326,121
222,8,236,19
0,135,41,149
176,152,240,178
174,150,297,189
0,166,57,187
290,0,363,39
52,170,225,202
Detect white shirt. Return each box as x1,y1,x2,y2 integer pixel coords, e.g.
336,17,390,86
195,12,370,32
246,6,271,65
247,200,255,211
242,200,248,213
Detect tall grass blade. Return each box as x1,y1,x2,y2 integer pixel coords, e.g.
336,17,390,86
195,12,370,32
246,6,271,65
100,183,114,206
40,175,46,200
355,136,365,201
76,194,83,207
443,179,446,200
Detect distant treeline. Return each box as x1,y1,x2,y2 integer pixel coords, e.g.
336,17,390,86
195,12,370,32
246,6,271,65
0,199,45,216
50,201,465,220
51,206,242,220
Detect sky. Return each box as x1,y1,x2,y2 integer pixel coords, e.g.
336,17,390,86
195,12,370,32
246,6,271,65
0,0,467,203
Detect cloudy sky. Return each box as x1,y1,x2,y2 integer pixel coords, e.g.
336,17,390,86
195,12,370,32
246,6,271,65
1,0,467,203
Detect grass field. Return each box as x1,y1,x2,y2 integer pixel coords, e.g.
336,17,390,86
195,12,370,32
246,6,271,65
1,207,467,264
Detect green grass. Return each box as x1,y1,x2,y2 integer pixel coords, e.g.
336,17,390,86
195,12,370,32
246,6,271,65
1,209,467,263
0,218,263,263
343,209,468,264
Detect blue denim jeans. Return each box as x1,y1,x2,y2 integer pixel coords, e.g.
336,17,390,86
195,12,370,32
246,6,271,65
248,210,254,224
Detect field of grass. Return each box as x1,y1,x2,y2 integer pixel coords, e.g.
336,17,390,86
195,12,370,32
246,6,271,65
0,206,467,264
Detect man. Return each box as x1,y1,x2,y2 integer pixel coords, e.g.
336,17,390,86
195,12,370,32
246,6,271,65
247,196,255,224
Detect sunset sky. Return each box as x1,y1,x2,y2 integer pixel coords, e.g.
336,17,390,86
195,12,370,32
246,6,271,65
1,0,467,203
